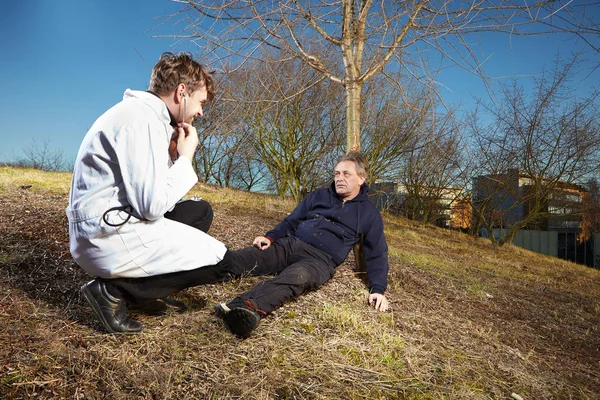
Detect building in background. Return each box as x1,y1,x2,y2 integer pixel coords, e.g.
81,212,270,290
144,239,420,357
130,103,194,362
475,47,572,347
472,169,593,266
371,170,597,267
370,181,471,230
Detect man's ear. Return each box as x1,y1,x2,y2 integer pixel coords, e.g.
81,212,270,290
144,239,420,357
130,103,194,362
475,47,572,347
358,176,366,186
174,83,186,104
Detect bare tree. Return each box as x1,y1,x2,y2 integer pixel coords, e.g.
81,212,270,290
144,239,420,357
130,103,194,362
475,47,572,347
469,57,600,246
195,88,269,191
161,0,598,152
359,71,459,186
582,178,600,240
240,57,345,200
400,119,470,226
194,51,345,197
359,68,472,226
20,139,71,171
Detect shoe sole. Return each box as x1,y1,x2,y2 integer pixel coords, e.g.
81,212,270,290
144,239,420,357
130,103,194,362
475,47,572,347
222,307,260,339
80,283,141,335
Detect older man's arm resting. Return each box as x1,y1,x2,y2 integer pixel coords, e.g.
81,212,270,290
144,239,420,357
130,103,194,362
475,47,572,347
363,210,390,312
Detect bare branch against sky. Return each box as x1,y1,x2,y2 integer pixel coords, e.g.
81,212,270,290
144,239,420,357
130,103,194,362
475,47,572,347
158,0,599,151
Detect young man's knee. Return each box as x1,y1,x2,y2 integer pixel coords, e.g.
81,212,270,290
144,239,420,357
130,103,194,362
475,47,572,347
191,200,213,232
197,199,213,219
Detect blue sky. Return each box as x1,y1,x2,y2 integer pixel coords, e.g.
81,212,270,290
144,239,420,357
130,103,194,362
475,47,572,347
1,0,598,166
0,0,192,164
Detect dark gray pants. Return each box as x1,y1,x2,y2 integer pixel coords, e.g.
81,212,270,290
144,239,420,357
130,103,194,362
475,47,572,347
230,236,337,314
164,198,213,233
105,236,336,315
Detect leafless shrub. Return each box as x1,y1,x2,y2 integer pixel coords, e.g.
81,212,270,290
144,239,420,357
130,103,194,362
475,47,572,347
18,139,72,172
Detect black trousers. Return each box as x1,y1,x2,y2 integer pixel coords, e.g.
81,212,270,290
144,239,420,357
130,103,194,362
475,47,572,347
101,198,215,300
164,198,213,233
106,233,336,315
232,236,337,314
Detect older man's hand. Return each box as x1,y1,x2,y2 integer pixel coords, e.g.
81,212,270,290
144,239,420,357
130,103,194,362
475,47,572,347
252,236,272,250
368,293,389,312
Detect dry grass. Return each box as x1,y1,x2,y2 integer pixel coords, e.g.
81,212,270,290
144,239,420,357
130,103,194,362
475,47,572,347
1,166,599,399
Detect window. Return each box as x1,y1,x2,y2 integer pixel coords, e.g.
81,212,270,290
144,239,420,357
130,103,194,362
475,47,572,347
548,206,572,215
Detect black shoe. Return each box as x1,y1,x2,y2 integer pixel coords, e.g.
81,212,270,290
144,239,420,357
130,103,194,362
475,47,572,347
80,279,142,334
214,298,262,338
129,297,187,315
214,297,246,318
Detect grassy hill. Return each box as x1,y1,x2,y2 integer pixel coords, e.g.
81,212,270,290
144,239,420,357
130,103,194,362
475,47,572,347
1,166,599,399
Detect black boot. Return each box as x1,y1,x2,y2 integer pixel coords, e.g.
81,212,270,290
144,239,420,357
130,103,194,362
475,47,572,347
80,279,142,334
215,298,263,338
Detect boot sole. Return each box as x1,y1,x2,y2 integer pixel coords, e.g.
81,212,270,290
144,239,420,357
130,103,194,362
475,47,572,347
222,307,260,338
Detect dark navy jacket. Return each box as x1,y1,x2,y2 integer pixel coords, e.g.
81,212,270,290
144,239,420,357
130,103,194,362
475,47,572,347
266,183,389,294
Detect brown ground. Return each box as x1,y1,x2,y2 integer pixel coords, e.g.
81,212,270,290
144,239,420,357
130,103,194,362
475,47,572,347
1,174,599,399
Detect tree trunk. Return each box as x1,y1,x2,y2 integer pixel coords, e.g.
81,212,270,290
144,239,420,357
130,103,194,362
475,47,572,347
345,80,362,153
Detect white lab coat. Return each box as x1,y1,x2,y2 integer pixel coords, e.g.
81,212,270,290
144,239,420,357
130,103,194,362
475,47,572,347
66,89,227,278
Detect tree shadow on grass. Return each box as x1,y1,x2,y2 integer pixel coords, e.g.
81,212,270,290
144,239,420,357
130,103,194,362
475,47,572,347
0,230,92,321
0,230,208,333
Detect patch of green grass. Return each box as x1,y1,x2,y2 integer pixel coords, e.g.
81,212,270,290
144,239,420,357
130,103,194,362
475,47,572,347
270,352,286,367
339,345,365,366
0,253,26,264
466,282,488,297
1,369,24,386
298,321,316,334
0,166,71,194
378,334,405,370
320,303,371,336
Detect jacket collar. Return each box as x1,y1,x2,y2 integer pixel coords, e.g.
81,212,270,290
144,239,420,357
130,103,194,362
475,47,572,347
122,89,173,127
330,182,369,202
146,90,179,126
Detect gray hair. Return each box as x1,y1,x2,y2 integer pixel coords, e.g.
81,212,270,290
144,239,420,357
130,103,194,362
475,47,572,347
336,152,368,180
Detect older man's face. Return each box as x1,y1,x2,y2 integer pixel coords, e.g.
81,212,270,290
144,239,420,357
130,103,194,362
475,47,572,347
334,160,366,201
